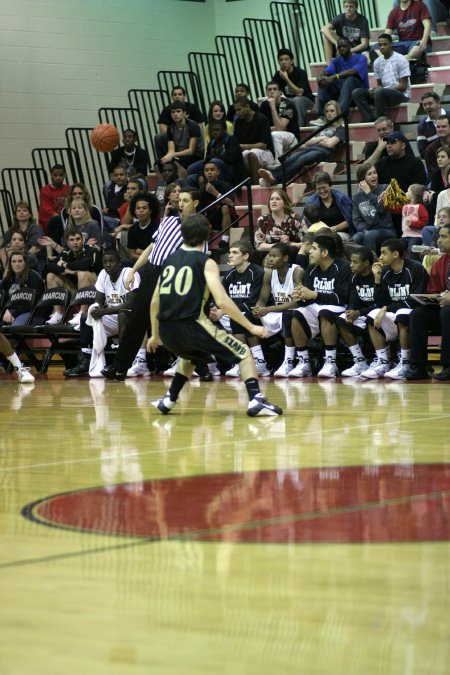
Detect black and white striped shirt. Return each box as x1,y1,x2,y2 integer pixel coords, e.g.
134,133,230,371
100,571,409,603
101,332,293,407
148,215,182,267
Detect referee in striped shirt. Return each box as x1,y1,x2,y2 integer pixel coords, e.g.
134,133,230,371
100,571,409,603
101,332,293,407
102,190,200,380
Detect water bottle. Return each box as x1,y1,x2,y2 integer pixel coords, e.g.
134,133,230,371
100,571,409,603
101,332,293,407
411,245,431,254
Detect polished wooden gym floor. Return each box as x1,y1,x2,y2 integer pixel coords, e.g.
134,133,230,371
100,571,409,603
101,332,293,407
1,373,450,674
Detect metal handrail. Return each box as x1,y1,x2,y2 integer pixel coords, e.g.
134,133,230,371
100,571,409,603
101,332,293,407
198,176,255,245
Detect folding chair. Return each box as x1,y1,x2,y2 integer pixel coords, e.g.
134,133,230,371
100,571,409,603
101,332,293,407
4,288,71,372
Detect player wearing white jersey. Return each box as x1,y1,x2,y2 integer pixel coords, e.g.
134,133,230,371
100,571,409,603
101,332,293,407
252,242,303,376
64,249,140,377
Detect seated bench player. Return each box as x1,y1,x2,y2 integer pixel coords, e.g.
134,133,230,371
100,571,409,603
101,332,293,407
289,234,351,377
64,249,139,377
335,246,377,376
360,238,429,379
209,240,269,376
252,242,304,376
147,214,282,417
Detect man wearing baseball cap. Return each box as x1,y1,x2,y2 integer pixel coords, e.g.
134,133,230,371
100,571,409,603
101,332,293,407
375,130,427,234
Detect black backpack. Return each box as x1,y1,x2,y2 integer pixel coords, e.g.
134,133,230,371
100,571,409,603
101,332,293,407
409,59,429,84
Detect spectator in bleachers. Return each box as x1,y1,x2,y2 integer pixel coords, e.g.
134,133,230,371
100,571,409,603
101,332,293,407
385,0,432,60
401,183,430,256
360,238,428,379
321,0,370,63
47,183,103,248
417,92,447,158
424,113,450,174
428,146,450,220
38,164,71,234
44,227,98,325
352,162,397,252
0,201,45,272
272,48,314,129
375,131,427,234
63,248,139,378
160,101,203,175
225,83,259,122
108,129,149,188
259,81,298,164
393,0,450,34
155,85,205,161
433,164,450,218
407,222,450,380
190,119,245,186
363,116,394,164
252,241,304,377
258,101,346,187
154,161,187,207
126,193,160,262
1,252,44,326
196,160,235,254
352,34,411,122
254,188,305,261
204,101,234,146
103,166,128,220
301,204,329,233
233,97,275,185
304,171,353,240
163,183,182,218
314,37,369,126
209,240,269,377
288,234,351,378
115,179,143,228
0,230,39,274
336,246,376,377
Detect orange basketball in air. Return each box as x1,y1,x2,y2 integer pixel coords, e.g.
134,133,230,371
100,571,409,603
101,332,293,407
90,123,120,153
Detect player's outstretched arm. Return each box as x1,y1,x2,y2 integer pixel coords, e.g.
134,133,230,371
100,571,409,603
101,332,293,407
205,259,267,339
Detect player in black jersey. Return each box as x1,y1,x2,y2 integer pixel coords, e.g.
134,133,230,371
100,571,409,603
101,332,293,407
147,214,282,417
336,247,377,376
360,238,429,379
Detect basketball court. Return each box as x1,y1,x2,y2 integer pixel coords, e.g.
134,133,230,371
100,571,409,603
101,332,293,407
1,374,449,674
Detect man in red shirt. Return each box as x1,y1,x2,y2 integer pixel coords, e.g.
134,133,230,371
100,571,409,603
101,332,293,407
38,164,70,234
407,223,450,380
385,0,432,61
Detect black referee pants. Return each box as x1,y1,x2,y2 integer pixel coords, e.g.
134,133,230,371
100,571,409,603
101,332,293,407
113,263,161,372
410,304,450,366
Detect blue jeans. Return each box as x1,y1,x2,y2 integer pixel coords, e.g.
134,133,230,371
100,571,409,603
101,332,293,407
272,146,331,183
352,228,397,254
317,76,362,116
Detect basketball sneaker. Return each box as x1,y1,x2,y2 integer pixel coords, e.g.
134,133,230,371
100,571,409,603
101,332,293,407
46,311,63,325
68,311,82,328
288,356,312,377
317,357,339,378
247,393,283,417
341,358,368,377
274,357,295,377
384,358,411,380
151,394,176,415
127,357,150,377
255,358,270,376
16,366,35,384
360,357,390,379
225,363,240,377
163,357,180,376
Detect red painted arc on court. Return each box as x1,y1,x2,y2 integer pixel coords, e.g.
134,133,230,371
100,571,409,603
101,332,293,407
23,464,450,543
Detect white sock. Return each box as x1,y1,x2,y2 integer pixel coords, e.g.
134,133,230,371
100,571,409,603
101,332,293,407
325,348,337,361
376,348,389,362
251,345,264,361
296,349,309,362
8,353,22,369
349,344,364,360
138,348,146,360
285,345,295,360
401,349,411,362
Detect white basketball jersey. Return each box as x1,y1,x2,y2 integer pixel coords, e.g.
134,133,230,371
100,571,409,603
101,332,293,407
270,265,298,305
95,267,141,307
